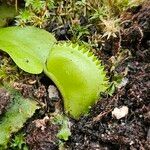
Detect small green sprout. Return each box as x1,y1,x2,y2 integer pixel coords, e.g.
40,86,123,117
52,114,71,141
10,133,28,150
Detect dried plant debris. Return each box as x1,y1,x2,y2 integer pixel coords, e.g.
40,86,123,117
26,116,59,150
0,85,39,149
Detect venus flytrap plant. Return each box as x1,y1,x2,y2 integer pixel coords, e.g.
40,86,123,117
0,26,108,119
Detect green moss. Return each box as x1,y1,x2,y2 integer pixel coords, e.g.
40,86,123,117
0,85,39,149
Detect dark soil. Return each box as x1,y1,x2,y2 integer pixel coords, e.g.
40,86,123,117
26,119,59,150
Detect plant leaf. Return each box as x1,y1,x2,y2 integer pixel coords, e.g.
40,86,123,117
0,26,56,74
0,85,39,149
44,43,108,119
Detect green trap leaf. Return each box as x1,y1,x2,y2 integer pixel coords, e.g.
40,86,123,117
0,26,56,74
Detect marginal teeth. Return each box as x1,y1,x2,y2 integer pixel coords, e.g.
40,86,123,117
99,66,104,71
81,48,87,53
93,56,97,61
88,52,93,57
95,60,100,65
72,43,78,48
61,43,104,71
84,51,89,56
79,45,85,50
90,55,95,60
64,43,67,47
78,46,83,51
62,42,67,47
75,45,79,50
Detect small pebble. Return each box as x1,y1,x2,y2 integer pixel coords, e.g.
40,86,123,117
112,106,129,119
129,141,134,145
48,85,59,100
